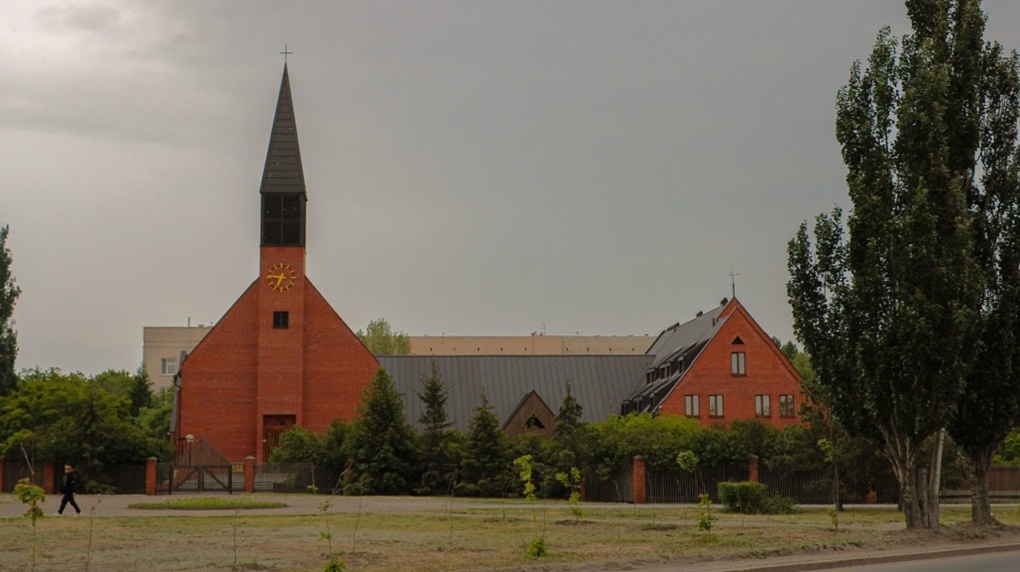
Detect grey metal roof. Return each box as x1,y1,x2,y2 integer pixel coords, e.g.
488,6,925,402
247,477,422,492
645,303,728,367
260,64,306,195
378,355,653,432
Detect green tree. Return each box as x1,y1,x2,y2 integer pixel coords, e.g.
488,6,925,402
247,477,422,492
787,0,1013,529
0,225,20,396
416,360,462,494
343,368,419,494
356,318,411,355
92,366,153,417
459,394,510,497
551,380,591,480
0,369,156,491
269,426,326,463
944,9,1020,524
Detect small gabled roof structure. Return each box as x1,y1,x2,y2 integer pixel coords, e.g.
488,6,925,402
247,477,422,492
378,355,652,432
501,389,556,437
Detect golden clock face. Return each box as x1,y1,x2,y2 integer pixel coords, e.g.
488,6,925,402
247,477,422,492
266,262,297,292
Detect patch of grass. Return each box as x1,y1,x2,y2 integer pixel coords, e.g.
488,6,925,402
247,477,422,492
127,497,287,510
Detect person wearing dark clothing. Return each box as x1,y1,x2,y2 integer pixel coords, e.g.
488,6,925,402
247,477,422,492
57,464,81,515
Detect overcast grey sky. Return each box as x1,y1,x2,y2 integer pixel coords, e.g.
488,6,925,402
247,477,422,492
3,1,1019,376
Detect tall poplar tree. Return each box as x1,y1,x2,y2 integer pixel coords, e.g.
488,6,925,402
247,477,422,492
787,0,1019,529
0,225,19,396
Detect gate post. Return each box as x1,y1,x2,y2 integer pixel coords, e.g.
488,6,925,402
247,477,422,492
748,455,760,483
244,456,255,494
145,457,158,495
43,463,56,494
632,455,647,504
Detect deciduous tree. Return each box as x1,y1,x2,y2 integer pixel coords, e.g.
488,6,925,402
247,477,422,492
787,0,1020,528
356,318,411,355
0,225,20,396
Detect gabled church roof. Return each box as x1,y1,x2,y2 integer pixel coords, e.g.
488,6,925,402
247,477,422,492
260,65,306,195
378,355,652,432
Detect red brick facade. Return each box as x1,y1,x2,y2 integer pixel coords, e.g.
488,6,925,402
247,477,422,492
175,255,378,462
657,299,803,429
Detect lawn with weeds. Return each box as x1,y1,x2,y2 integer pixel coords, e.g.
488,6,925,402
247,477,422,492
128,497,287,510
1,499,1019,572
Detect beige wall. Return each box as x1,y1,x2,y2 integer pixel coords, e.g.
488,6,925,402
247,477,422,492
409,335,653,355
144,328,653,389
143,325,212,390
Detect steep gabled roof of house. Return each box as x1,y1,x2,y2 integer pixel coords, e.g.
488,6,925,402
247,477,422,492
378,355,652,431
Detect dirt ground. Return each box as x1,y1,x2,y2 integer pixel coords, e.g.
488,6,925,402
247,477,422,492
2,494,1020,572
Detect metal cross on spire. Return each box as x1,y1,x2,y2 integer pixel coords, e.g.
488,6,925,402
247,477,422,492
279,44,293,64
729,268,741,299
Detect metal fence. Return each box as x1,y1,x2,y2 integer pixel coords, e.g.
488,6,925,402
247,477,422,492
644,464,749,503
252,462,343,494
941,465,1020,503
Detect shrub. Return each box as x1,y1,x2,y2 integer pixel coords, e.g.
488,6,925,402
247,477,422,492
718,481,796,514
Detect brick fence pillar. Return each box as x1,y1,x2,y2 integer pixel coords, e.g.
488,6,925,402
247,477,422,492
244,456,255,494
632,455,646,504
747,455,759,483
43,463,56,494
866,489,878,504
145,457,158,495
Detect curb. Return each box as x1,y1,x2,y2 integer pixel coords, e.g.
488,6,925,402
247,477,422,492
709,541,1020,571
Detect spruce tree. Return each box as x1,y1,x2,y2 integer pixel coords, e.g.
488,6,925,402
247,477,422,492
344,368,419,494
417,360,460,494
460,394,509,497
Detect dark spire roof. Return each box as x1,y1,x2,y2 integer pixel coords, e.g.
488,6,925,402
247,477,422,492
260,64,306,195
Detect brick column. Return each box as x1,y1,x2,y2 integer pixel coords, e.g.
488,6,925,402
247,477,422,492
632,455,646,504
145,457,158,495
43,463,56,494
747,455,759,483
866,489,877,504
244,456,255,494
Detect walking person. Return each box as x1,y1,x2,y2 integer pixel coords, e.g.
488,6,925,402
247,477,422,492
56,464,81,516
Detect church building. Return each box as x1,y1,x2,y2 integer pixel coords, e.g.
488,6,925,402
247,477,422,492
169,66,807,464
170,65,379,462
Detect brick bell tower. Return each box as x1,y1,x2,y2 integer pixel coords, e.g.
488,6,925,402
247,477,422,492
174,65,379,463
257,63,309,459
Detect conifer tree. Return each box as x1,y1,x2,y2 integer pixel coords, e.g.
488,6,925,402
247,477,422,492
417,360,461,494
344,368,419,494
460,394,509,497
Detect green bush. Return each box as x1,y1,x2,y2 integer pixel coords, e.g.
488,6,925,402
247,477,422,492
717,481,796,514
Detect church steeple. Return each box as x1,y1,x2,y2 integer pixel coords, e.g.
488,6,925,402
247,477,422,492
260,64,306,246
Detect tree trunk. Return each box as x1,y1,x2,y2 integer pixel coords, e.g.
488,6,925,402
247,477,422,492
923,429,946,528
970,447,996,525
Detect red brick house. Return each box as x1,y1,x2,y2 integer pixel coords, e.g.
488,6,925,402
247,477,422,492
622,297,804,429
170,65,378,462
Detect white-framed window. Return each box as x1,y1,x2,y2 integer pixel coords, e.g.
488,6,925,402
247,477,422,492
731,352,746,375
780,394,795,418
709,394,724,417
755,395,771,417
685,395,700,417
161,358,177,376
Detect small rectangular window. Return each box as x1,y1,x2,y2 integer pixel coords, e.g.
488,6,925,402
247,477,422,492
755,395,771,417
160,358,177,376
709,395,724,417
273,311,289,329
685,395,700,417
731,352,746,376
780,395,795,418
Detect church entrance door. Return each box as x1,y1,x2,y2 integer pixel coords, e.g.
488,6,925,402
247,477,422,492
263,415,296,460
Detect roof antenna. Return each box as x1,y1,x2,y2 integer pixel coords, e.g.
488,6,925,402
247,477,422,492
728,268,741,299
279,44,293,65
